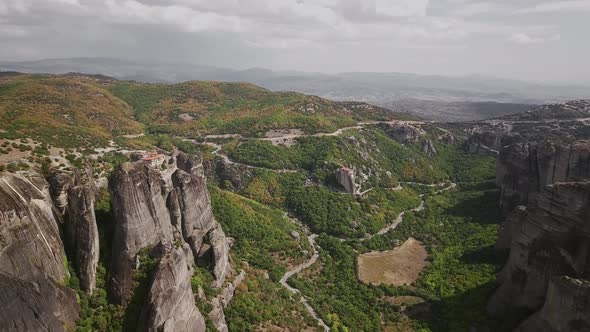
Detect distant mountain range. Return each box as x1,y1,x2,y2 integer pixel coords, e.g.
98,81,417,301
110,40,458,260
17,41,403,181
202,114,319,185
2,58,589,121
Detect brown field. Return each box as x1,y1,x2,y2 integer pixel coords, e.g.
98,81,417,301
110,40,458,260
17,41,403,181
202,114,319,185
357,237,428,286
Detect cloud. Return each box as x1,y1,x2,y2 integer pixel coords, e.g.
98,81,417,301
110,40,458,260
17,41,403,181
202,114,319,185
509,32,560,44
519,0,590,13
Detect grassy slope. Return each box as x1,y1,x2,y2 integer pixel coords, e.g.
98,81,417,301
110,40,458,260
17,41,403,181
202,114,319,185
0,74,143,148
107,80,411,137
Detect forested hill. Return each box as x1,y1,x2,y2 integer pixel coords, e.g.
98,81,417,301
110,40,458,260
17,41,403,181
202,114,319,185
0,72,414,148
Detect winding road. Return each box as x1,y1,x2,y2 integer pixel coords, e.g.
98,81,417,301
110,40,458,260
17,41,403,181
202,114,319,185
279,181,456,331
193,123,458,331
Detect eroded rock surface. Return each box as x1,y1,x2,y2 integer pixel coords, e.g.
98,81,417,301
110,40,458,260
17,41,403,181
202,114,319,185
108,162,174,303
336,167,359,194
140,246,206,332
517,276,590,332
496,140,590,214
66,184,99,294
379,123,422,144
489,182,590,313
0,172,79,331
0,272,80,332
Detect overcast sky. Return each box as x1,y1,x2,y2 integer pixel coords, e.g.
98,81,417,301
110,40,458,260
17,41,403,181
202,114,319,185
1,0,589,84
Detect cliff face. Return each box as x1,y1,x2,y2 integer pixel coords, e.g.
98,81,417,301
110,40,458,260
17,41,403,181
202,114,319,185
489,182,590,313
66,185,99,295
379,123,422,144
517,277,590,332
0,173,68,282
336,167,359,195
108,152,232,321
490,138,590,331
108,162,174,303
140,246,206,332
0,172,80,331
496,140,590,214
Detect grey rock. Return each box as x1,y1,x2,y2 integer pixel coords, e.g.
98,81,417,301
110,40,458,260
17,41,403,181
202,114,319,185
0,172,79,330
66,184,99,295
422,139,437,157
488,181,590,314
336,167,359,194
0,173,68,282
496,140,590,214
517,277,590,332
0,272,80,332
108,162,174,304
140,247,206,332
379,123,422,144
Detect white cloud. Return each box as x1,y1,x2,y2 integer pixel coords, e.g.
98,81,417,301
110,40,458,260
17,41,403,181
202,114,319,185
509,32,560,44
376,0,429,17
519,0,590,13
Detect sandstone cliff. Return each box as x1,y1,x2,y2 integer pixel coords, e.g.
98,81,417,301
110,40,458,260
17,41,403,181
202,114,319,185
140,245,206,332
66,184,99,295
108,162,174,303
517,276,590,332
496,140,590,214
0,172,80,331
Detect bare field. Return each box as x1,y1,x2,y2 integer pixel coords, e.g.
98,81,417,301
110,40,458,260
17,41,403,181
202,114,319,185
358,237,428,286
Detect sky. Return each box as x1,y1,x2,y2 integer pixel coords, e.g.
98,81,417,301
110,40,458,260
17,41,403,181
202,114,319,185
1,0,589,84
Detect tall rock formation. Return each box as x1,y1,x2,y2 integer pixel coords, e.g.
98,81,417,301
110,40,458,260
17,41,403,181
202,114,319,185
0,172,79,331
140,245,206,332
496,140,590,214
173,152,230,287
489,182,590,313
379,123,422,144
490,137,590,332
336,167,360,195
66,184,99,295
517,276,590,332
108,151,231,313
108,162,174,303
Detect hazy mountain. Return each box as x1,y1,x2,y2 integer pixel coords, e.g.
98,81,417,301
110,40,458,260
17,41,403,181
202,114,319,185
2,57,588,121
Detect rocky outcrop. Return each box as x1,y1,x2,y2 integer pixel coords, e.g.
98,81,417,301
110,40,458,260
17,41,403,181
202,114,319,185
209,223,231,288
336,167,359,194
109,152,232,305
0,172,79,330
66,184,99,295
422,140,437,157
214,156,252,191
496,140,590,214
140,246,206,332
47,171,74,215
495,205,527,250
0,173,68,282
172,153,232,288
517,276,590,332
488,181,590,314
464,131,501,156
108,162,174,303
0,272,80,332
209,270,247,332
379,123,422,144
171,168,215,258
